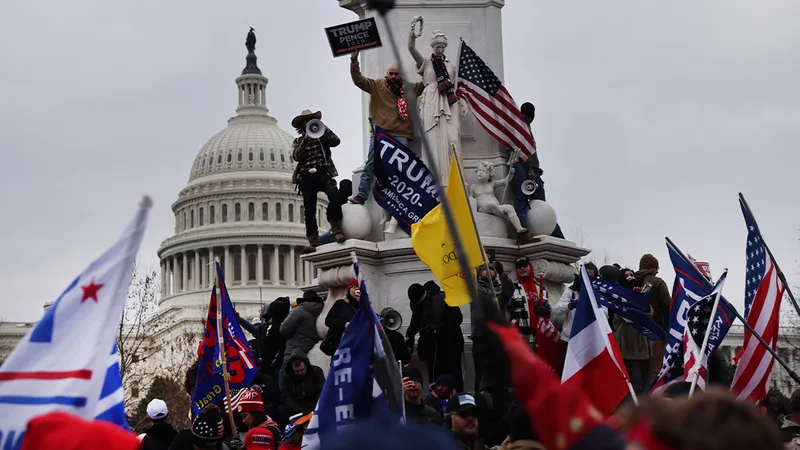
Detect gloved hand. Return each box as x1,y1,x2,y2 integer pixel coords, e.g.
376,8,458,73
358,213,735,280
533,305,551,319
567,299,577,310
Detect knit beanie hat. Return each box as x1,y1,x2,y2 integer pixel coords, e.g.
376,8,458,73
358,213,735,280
402,367,424,383
348,279,359,289
434,374,455,389
21,411,141,450
192,404,224,448
407,283,426,303
244,427,275,449
639,253,659,271
236,385,265,413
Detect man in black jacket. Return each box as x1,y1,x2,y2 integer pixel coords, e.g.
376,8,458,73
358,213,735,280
139,399,177,450
405,281,465,391
279,352,325,419
402,367,442,426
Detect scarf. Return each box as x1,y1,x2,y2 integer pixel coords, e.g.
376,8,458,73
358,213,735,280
431,54,457,105
386,77,408,120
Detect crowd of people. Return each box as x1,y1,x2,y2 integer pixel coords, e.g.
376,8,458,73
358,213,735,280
102,250,797,450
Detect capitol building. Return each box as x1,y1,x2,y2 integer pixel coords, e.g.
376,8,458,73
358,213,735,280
156,40,326,321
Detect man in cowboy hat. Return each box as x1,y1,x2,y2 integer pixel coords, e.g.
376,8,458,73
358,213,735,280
290,109,345,252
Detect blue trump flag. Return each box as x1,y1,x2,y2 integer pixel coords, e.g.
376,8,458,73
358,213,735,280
191,262,257,416
651,239,722,394
590,278,667,341
372,126,440,234
301,261,401,450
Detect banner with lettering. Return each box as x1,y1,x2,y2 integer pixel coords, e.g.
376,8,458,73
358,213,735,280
191,262,257,416
372,126,440,234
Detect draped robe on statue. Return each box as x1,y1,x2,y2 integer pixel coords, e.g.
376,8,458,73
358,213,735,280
417,57,462,186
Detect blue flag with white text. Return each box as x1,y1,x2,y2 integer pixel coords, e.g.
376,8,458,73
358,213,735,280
191,262,257,416
372,126,440,234
301,262,400,450
0,199,151,449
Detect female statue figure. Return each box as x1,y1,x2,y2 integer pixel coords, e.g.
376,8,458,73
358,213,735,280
469,161,528,237
408,23,467,185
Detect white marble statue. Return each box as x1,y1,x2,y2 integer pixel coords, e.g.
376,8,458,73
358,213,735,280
470,160,528,237
408,21,467,185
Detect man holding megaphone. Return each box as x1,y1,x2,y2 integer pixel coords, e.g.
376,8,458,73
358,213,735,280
291,109,346,253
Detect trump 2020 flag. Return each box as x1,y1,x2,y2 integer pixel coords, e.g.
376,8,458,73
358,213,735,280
589,278,667,341
562,266,630,416
192,262,257,416
0,197,150,447
302,263,399,450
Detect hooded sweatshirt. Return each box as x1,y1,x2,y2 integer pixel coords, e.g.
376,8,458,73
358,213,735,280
140,422,178,450
423,383,454,416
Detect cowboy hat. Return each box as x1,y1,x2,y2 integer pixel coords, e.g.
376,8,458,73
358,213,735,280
291,109,322,128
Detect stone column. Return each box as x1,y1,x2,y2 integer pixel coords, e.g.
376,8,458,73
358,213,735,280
169,256,175,295
256,245,263,285
240,245,247,286
193,250,200,291
160,260,166,296
209,247,215,287
289,246,296,286
271,245,280,285
182,253,188,293
224,246,231,283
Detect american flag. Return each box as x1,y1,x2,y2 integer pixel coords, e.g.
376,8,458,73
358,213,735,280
731,196,785,403
683,271,733,391
456,41,537,157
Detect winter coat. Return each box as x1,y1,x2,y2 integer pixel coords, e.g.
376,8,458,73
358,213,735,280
325,295,360,344
280,301,324,362
552,289,577,341
140,423,177,450
385,327,411,365
168,430,231,450
612,315,652,360
280,352,326,416
404,399,442,426
471,278,504,339
423,384,453,417
350,61,425,139
782,415,800,446
637,271,671,332
406,289,464,363
453,434,490,450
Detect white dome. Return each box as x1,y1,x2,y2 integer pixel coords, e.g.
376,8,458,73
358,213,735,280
189,117,296,182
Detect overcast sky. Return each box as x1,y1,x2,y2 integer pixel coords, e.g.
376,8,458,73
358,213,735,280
1,0,798,322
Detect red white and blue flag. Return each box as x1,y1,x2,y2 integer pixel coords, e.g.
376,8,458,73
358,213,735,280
731,196,785,403
683,270,733,391
456,41,537,157
0,198,150,447
561,266,630,416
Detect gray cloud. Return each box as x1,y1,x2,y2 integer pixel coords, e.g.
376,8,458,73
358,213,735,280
1,0,797,321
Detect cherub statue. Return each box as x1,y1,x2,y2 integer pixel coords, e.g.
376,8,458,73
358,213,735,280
469,161,528,237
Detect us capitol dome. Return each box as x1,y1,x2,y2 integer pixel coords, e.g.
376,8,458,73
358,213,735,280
156,37,328,319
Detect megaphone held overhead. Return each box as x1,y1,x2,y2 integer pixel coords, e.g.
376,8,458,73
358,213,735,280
380,307,403,331
305,119,325,139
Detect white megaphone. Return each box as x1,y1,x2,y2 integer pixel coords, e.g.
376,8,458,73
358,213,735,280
305,119,325,139
380,307,403,331
521,179,538,196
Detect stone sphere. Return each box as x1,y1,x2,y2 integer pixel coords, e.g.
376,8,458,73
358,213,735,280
341,203,372,240
526,200,558,236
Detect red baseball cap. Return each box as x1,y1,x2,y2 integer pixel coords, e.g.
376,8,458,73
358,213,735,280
244,427,275,450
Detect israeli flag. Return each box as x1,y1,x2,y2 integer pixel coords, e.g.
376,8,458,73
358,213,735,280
0,198,150,448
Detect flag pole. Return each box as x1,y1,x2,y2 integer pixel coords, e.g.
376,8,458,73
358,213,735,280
214,260,237,438
688,269,728,398
373,9,481,306
398,360,407,424
720,297,800,385
738,193,800,317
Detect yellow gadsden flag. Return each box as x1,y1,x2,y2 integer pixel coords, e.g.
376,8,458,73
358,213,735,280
410,153,486,306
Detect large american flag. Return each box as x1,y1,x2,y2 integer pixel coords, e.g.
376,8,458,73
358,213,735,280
456,41,537,157
730,197,785,403
683,271,733,392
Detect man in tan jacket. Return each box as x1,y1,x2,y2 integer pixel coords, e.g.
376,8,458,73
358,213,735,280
635,253,672,381
349,49,425,205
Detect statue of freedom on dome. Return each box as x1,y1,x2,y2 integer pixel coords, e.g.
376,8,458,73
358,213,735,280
246,27,256,53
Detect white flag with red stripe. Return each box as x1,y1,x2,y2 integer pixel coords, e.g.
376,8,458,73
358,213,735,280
731,197,785,403
455,41,536,158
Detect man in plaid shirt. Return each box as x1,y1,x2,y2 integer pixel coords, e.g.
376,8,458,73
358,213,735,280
291,109,346,252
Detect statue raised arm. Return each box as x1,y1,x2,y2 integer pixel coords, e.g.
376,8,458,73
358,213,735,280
407,16,425,68
246,27,256,53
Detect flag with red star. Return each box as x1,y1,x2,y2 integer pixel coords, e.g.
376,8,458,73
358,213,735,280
0,198,150,446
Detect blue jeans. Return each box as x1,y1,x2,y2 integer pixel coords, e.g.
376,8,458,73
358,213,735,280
356,136,409,200
511,162,565,238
